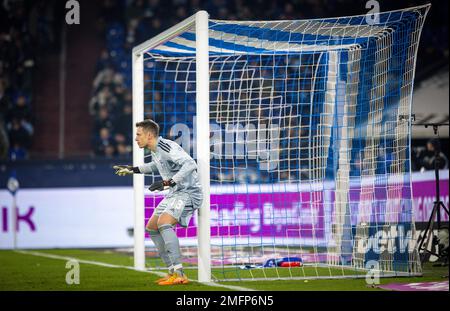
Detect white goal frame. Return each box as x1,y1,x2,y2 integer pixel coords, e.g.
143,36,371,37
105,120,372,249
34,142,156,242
131,5,429,283
132,11,211,283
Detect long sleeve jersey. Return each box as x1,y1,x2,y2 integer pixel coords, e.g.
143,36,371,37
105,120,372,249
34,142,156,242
138,136,203,210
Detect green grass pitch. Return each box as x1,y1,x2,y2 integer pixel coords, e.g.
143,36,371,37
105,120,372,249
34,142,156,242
0,249,446,291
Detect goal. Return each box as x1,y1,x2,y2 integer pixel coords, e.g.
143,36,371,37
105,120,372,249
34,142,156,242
132,5,430,282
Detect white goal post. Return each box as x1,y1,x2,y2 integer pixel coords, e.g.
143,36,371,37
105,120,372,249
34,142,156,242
132,5,430,283
132,11,211,282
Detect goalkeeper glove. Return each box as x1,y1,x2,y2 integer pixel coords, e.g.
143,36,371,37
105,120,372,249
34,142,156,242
113,165,135,176
149,179,176,192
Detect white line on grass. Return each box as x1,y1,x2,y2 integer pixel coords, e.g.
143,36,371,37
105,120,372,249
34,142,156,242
15,250,256,291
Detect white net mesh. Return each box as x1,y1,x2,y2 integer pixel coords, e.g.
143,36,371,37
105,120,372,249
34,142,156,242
140,5,430,280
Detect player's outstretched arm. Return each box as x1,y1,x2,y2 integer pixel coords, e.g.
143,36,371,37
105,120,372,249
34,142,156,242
113,165,140,176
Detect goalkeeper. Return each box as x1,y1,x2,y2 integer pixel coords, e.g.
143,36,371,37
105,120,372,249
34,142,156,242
114,119,203,286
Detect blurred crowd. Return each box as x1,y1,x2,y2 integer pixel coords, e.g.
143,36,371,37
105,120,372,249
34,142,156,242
88,0,208,158
0,0,59,160
88,0,449,164
0,0,448,169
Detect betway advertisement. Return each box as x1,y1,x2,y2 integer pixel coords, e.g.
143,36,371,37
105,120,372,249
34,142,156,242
0,171,448,249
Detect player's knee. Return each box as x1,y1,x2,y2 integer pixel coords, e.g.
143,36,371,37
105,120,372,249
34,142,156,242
157,213,177,227
157,219,170,228
146,222,158,231
157,223,173,232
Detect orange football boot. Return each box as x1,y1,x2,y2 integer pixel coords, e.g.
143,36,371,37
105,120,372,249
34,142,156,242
158,274,189,285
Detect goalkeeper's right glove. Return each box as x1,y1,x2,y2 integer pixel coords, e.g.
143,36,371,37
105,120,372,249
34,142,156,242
149,179,176,192
113,165,135,176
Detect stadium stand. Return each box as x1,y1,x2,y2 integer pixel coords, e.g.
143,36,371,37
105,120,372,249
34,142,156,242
87,0,448,173
0,0,60,160
0,0,448,171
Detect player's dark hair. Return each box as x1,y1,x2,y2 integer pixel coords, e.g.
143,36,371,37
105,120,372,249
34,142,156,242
136,119,159,137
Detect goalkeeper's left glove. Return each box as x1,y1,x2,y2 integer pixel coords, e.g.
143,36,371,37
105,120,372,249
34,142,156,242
113,165,135,176
149,179,176,192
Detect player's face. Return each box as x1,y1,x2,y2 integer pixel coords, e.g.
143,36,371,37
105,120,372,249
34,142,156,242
135,127,149,149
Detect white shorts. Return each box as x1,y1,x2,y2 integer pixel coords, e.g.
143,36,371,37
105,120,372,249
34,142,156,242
154,192,195,227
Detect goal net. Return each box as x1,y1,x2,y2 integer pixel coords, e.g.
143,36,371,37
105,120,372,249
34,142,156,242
132,5,430,281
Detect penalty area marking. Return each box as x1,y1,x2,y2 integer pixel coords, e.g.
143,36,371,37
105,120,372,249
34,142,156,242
14,250,256,291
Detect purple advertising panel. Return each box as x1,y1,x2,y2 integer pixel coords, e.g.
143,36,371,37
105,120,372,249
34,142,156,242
412,178,449,223
145,191,325,240
144,171,449,240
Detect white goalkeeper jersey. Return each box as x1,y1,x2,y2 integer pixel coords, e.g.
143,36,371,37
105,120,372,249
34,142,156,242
138,136,203,210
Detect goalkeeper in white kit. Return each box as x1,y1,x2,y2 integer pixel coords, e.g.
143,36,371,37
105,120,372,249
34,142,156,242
114,119,203,285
